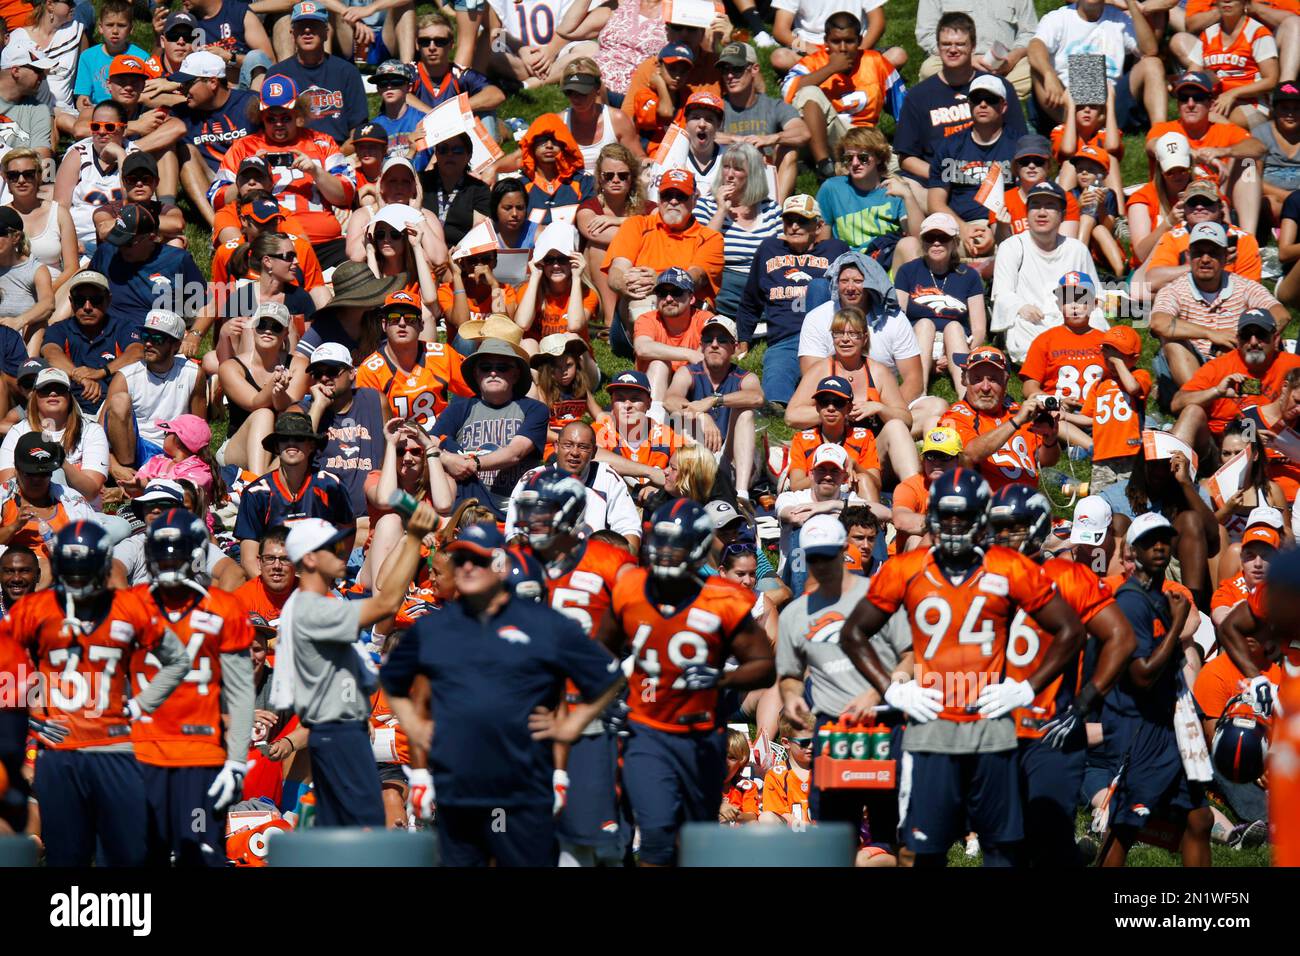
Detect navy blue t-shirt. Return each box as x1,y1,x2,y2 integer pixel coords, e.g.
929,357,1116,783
42,317,139,412
0,326,26,380
1109,582,1177,726
380,595,619,807
432,394,549,519
893,72,1027,177
893,258,985,331
270,54,368,145
926,128,1017,223
233,468,355,542
88,243,208,332
523,173,595,227
296,388,387,515
192,0,254,56
173,87,258,172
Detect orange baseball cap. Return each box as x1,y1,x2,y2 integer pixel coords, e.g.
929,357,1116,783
1102,325,1141,361
685,91,725,116
384,289,421,311
1074,144,1109,167
658,167,695,195
965,345,1007,372
1242,524,1282,548
110,54,153,78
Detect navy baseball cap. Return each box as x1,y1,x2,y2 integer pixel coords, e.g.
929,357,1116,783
291,0,329,22
353,123,389,146
659,42,695,64
17,358,44,385
242,197,282,224
1014,133,1052,162
260,74,299,111
609,370,651,395
1239,308,1277,334
655,267,694,294
1025,181,1067,207
238,155,272,181
814,376,853,400
447,522,507,558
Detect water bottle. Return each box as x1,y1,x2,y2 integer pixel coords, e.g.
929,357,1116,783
1041,468,1088,500
503,117,528,144
389,490,419,520
38,518,54,553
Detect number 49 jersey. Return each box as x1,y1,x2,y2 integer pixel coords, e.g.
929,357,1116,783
1005,558,1115,738
128,586,255,768
866,546,1057,721
1,588,167,748
612,569,756,733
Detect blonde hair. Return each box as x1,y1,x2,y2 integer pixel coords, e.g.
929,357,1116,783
669,444,717,504
726,728,749,762
563,56,601,83
25,384,82,457
595,143,646,216
838,126,890,168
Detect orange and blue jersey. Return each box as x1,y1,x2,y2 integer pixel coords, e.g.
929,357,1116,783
355,342,474,428
761,765,812,820
232,468,355,543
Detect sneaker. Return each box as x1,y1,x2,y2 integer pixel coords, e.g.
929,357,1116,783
814,158,836,181
1068,444,1092,462
753,30,777,48
964,835,981,858
1227,819,1268,850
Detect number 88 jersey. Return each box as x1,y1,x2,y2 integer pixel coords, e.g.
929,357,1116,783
866,547,1057,721
612,569,756,733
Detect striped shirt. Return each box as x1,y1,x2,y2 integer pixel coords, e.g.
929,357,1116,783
693,197,783,278
1150,273,1280,357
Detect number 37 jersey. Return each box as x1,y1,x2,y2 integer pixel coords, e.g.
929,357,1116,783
612,570,756,734
866,547,1057,721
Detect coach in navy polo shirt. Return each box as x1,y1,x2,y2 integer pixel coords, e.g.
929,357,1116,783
380,523,624,867
41,270,142,414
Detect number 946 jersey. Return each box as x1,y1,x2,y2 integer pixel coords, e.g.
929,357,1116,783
866,547,1057,721
612,569,756,734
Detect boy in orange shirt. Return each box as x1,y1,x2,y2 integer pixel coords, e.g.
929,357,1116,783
758,719,812,826
891,425,961,553
1080,324,1151,495
721,728,761,825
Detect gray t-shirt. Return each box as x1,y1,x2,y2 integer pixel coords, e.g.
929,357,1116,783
114,534,229,586
0,257,39,319
290,592,370,725
776,577,910,718
0,95,52,152
723,94,799,140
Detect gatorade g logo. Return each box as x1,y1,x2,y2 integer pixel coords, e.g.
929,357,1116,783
302,85,344,117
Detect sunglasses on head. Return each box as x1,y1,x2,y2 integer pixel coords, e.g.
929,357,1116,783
4,168,36,182
255,318,285,334
90,120,125,133
383,310,421,326
602,170,631,182
722,541,756,558
419,34,452,47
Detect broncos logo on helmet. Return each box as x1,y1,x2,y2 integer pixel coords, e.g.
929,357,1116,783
515,468,587,553
145,508,210,592
987,484,1053,556
642,498,714,579
1212,695,1271,783
51,521,114,600
927,467,992,560
504,545,548,603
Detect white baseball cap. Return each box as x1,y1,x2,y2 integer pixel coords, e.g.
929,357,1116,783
800,514,847,556
1069,495,1112,546
307,341,354,370
33,367,71,391
968,74,1007,100
702,316,738,341
173,50,225,82
811,443,850,470
0,41,55,71
1126,512,1174,546
1154,131,1192,173
143,309,186,341
1246,505,1284,530
286,517,352,564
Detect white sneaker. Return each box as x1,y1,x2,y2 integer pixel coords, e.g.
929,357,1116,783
753,30,777,48
964,835,981,858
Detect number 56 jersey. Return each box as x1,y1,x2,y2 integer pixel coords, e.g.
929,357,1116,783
612,569,756,734
866,547,1057,721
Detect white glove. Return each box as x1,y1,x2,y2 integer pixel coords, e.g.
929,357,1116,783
124,699,149,722
976,679,1036,719
207,760,247,811
408,768,435,820
552,769,569,817
883,681,943,724
1246,675,1277,718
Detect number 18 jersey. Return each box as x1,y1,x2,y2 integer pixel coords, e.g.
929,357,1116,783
866,546,1057,721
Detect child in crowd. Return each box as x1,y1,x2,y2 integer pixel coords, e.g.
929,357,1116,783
758,718,812,826
1079,325,1151,495
134,414,219,498
529,334,602,459
1070,145,1127,278
721,728,761,825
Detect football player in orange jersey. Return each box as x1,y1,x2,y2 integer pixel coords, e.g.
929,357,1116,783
131,509,255,866
1254,550,1300,866
599,498,775,866
516,468,639,866
4,522,192,866
987,485,1137,867
840,469,1085,866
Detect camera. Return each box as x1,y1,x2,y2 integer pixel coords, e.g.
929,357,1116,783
1242,378,1262,396
263,152,296,168
1041,396,1060,412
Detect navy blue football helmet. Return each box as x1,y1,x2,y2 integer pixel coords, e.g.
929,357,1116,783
51,521,114,599
1211,695,1270,783
505,545,548,603
515,468,587,551
643,498,715,579
927,467,992,559
145,508,209,588
987,484,1053,556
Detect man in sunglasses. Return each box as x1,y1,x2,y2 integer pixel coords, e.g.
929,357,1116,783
41,269,143,414
714,42,808,202
632,266,718,402
787,376,884,500
1147,71,1267,235
409,11,503,129
925,73,1017,242
0,41,55,160
891,425,962,553
1138,179,1263,294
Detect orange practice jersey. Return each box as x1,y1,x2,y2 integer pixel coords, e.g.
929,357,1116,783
549,538,638,700
355,342,473,427
211,231,325,293
129,586,254,767
1018,326,1106,402
762,766,811,820
1199,19,1277,93
1005,558,1114,738
593,418,686,475
2,588,166,749
866,545,1056,721
1211,573,1251,613
789,426,880,475
940,400,1045,493
782,48,903,128
725,775,762,816
235,578,295,630
1080,372,1151,463
612,568,756,733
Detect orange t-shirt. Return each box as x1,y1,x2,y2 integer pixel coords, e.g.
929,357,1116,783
235,577,296,629
601,212,725,301
1186,0,1300,15
762,766,811,820
211,230,325,292
632,308,716,373
939,400,1045,493
1018,326,1106,402
1181,350,1300,433
992,187,1082,234
1147,121,1250,187
1080,371,1152,463
437,282,520,329
783,48,901,128
1211,573,1251,613
1146,224,1262,281
525,285,599,342
788,425,880,475
1193,651,1282,721
1049,124,1123,164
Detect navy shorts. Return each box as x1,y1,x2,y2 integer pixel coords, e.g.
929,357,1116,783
901,749,1023,856
436,802,556,867
1113,723,1207,829
622,723,727,866
1019,736,1087,866
557,731,628,854
140,763,226,867
34,749,148,867
305,720,385,828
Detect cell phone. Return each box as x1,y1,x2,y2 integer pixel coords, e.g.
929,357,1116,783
1243,378,1262,396
264,151,296,168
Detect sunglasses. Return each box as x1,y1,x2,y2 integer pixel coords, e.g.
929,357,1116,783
376,78,407,90
35,384,69,396
1179,90,1211,103
165,30,194,42
462,255,494,267
722,541,756,558
816,397,848,409
533,135,560,147
701,333,734,345
453,550,495,568
373,227,407,240
436,143,467,156
255,319,285,334
399,445,424,457
841,151,871,165
478,362,516,375
719,64,748,76
264,251,297,264
4,169,36,182
602,170,631,182
656,286,690,299
309,363,349,377
923,451,955,462
788,737,813,747
73,292,105,307
123,172,155,185
419,35,452,47
541,255,569,267
969,94,1003,106
660,190,691,203
1017,157,1046,168
922,233,953,245
1185,198,1219,210
140,331,174,345
383,310,421,326
90,121,125,133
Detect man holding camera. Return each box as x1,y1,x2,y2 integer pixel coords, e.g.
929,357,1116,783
939,344,1061,492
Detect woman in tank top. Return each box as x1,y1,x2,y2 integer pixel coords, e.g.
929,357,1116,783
12,0,86,136
1,149,76,294
559,57,644,171
576,143,652,335
0,203,52,352
216,297,293,475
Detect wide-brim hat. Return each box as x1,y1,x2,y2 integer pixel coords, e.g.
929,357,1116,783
529,332,589,368
463,338,532,401
311,262,403,325
261,411,325,454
